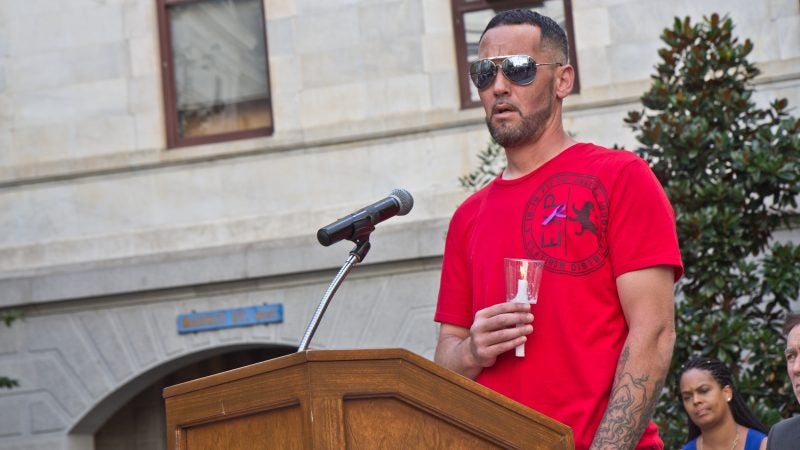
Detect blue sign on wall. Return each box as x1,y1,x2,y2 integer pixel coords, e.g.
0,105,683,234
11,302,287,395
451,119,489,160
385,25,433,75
177,304,283,334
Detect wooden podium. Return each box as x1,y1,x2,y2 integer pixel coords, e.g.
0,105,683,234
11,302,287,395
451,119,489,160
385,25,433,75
163,348,573,449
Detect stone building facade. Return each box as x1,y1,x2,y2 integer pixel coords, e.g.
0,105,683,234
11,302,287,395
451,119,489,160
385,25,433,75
0,0,798,449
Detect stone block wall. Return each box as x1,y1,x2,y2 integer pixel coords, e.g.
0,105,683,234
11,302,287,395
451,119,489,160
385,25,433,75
0,1,797,448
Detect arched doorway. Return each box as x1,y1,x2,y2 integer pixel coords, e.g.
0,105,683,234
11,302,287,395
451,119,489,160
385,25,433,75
94,345,295,450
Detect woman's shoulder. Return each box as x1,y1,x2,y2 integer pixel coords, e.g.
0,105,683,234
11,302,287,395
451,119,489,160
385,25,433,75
681,438,698,450
744,427,767,449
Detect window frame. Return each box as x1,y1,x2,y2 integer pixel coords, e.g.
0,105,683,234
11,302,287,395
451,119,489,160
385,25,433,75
156,0,274,149
450,0,580,109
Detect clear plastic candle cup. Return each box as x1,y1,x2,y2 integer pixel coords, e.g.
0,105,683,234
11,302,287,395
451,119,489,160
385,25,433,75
504,258,544,357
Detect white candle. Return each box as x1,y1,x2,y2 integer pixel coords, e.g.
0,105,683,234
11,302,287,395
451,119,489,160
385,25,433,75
512,278,528,357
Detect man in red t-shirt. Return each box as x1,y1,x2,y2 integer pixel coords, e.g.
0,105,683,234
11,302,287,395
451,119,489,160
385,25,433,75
433,9,682,450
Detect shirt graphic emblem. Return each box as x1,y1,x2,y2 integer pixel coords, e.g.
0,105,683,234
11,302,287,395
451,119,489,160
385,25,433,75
523,172,609,275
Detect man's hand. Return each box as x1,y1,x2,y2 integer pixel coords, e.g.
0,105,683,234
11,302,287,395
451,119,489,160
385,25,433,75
435,302,533,379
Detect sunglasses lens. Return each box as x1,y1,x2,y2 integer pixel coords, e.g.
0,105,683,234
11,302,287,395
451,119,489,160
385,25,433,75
502,55,537,85
470,59,497,90
470,56,538,89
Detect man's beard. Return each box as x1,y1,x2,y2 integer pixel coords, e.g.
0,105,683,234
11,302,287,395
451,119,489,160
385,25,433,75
486,93,554,149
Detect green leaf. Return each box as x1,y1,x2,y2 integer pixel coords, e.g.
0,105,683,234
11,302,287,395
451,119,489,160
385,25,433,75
0,377,18,389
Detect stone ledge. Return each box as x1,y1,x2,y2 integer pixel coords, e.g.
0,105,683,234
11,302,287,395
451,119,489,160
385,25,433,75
0,109,484,188
0,217,449,309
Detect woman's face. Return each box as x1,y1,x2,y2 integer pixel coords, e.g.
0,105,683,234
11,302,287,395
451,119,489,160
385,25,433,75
679,368,733,430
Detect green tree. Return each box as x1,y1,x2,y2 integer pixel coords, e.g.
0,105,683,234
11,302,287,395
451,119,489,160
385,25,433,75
624,14,800,447
459,139,506,192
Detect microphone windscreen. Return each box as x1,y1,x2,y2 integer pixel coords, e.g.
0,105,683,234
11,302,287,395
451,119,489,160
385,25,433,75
390,188,414,216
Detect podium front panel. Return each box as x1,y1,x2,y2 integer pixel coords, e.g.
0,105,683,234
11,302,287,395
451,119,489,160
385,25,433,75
185,404,304,450
164,349,574,449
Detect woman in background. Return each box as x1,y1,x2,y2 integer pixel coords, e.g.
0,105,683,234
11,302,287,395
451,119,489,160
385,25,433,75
677,356,768,450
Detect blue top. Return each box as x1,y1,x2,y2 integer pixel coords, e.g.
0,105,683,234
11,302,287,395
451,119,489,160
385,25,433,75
682,428,767,450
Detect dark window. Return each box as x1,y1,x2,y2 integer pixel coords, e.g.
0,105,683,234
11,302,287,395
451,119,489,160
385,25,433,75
451,0,580,109
157,0,273,148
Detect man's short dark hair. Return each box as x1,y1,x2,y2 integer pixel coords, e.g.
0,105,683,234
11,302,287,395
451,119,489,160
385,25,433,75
784,311,800,336
481,9,569,63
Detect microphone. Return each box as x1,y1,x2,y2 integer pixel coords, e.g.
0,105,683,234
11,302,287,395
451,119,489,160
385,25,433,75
317,189,414,246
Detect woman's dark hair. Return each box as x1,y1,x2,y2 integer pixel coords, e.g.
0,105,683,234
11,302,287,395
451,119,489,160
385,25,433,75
676,356,768,440
481,9,569,63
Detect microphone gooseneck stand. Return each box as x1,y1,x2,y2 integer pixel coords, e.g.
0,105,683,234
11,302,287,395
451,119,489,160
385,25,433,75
297,228,372,352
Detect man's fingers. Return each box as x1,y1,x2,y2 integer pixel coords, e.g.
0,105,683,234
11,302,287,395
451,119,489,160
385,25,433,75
472,323,533,348
478,301,531,317
474,311,533,331
472,331,530,366
496,312,533,328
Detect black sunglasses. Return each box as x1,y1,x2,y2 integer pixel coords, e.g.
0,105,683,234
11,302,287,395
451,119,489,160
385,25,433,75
469,55,562,90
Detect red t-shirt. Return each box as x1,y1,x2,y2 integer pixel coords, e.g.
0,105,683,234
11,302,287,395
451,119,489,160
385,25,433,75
435,143,683,450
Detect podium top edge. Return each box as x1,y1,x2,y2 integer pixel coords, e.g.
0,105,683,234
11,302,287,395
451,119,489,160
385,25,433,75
162,347,423,398
303,347,419,362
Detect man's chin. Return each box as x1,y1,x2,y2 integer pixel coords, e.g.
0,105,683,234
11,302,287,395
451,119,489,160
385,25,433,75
489,118,516,132
489,133,518,148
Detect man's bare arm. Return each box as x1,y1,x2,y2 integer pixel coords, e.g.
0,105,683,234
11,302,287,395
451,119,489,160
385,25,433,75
591,265,676,449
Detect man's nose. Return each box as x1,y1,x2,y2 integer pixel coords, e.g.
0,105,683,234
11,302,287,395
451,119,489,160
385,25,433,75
491,68,512,95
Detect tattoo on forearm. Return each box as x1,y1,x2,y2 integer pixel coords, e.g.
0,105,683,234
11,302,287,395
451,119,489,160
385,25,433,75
591,347,665,449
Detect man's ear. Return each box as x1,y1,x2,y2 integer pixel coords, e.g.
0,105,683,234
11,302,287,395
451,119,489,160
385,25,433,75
555,64,575,99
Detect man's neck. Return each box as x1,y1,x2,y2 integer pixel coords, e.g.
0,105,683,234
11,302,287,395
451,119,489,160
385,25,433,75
502,131,577,179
